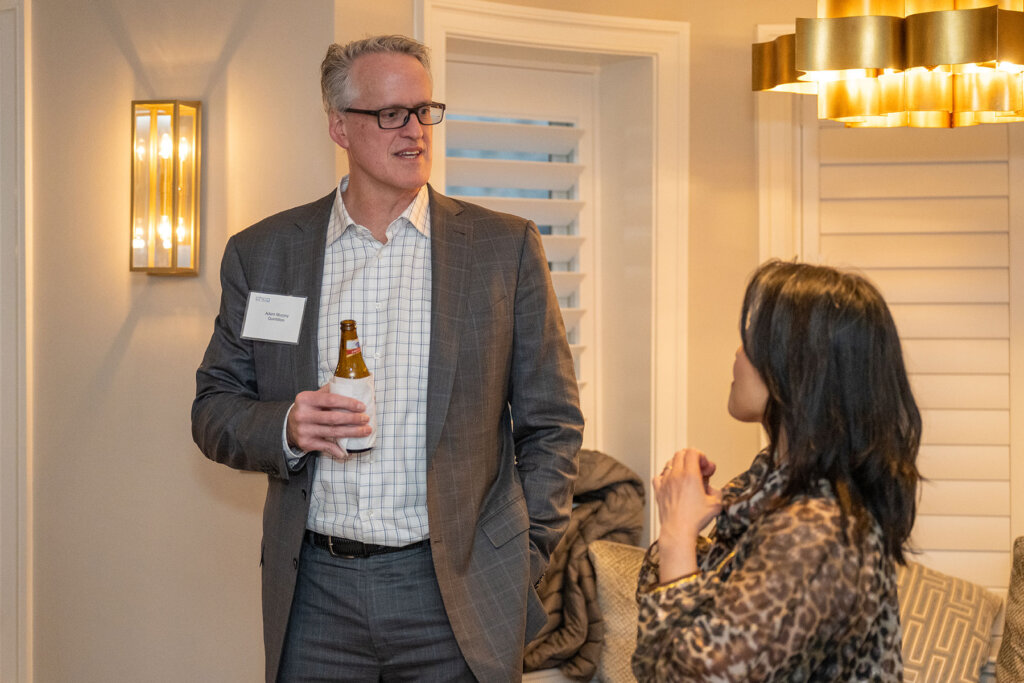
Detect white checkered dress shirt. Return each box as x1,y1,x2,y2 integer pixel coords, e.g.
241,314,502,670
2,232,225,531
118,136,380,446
308,177,432,545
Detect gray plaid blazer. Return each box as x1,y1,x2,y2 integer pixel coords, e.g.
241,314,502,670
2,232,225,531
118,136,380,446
192,186,584,682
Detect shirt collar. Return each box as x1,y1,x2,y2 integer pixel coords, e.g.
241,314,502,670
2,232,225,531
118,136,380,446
327,176,431,246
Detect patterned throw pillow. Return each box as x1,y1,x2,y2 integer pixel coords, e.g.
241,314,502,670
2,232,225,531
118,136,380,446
588,540,646,683
997,536,1024,681
897,560,1002,683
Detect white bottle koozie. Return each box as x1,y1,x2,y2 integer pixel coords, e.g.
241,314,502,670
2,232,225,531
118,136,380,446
329,374,377,451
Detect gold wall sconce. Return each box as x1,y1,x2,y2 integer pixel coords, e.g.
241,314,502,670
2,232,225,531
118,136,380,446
752,1,1024,128
130,100,201,274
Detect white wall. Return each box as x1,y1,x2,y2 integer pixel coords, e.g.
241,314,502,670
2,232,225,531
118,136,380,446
30,1,334,680
25,0,815,679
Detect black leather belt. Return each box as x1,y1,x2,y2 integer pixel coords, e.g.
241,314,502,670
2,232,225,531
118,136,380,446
306,530,429,558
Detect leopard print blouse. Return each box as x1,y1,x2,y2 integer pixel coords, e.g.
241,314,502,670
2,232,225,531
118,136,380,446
632,452,903,682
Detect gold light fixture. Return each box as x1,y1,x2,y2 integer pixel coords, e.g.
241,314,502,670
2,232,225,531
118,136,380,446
131,100,201,274
753,1,1024,127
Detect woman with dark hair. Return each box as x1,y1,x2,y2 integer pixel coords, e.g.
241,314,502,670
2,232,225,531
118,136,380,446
632,260,921,682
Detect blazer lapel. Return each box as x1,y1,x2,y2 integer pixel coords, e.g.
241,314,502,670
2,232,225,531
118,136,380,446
426,188,469,459
288,192,333,394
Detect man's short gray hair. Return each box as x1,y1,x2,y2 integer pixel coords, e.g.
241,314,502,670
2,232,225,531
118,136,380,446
320,35,432,114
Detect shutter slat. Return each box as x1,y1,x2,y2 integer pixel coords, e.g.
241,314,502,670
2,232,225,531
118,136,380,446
820,234,1008,269
865,268,1008,304
910,374,1009,410
820,162,1009,199
912,550,1011,588
918,480,1009,516
447,119,582,155
819,125,1007,163
541,235,584,263
569,344,585,364
560,308,583,333
820,197,1008,234
917,445,1009,480
911,515,1010,552
550,272,585,299
449,195,583,226
921,409,1009,445
903,339,1009,374
446,157,583,192
890,304,1009,338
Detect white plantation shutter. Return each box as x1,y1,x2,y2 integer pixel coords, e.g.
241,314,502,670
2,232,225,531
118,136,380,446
443,58,596,424
811,123,1012,590
773,110,1021,665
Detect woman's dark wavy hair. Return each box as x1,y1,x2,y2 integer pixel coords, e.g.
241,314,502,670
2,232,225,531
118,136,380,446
740,260,921,563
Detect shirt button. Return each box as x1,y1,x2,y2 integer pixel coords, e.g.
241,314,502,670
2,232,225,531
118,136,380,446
374,352,382,360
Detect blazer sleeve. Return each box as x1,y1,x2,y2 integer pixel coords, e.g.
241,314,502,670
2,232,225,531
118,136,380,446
509,221,585,583
191,234,294,480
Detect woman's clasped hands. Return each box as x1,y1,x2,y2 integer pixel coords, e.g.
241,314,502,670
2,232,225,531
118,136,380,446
653,448,723,583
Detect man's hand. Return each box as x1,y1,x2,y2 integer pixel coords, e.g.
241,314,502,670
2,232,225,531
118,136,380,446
286,384,371,461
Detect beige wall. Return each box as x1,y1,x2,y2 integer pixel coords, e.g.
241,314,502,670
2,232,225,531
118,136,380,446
27,0,812,679
30,1,333,680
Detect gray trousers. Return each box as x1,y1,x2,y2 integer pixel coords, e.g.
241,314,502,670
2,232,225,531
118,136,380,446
276,537,476,682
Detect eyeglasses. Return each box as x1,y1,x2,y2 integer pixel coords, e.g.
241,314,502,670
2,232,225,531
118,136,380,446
343,102,446,129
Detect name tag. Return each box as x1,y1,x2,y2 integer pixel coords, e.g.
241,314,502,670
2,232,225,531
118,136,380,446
241,292,306,344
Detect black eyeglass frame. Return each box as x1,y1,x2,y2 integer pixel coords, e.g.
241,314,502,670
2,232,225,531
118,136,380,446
343,102,447,129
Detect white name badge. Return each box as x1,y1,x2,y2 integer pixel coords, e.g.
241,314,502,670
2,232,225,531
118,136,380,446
240,292,307,344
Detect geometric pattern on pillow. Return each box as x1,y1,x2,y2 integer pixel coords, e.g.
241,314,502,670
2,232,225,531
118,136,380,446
996,536,1024,682
897,559,1003,683
588,540,646,683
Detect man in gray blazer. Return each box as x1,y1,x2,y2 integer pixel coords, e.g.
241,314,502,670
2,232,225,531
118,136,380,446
192,34,583,682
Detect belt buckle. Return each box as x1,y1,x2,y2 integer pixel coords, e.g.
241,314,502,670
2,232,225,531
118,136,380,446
326,535,360,559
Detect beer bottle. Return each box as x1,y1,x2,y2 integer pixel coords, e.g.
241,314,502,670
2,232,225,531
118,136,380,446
335,320,370,379
329,319,377,452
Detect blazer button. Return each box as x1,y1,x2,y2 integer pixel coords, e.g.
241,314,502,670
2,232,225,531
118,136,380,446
293,558,298,569
301,489,307,499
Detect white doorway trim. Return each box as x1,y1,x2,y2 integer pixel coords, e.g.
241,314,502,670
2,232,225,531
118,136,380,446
0,0,30,680
417,0,689,534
